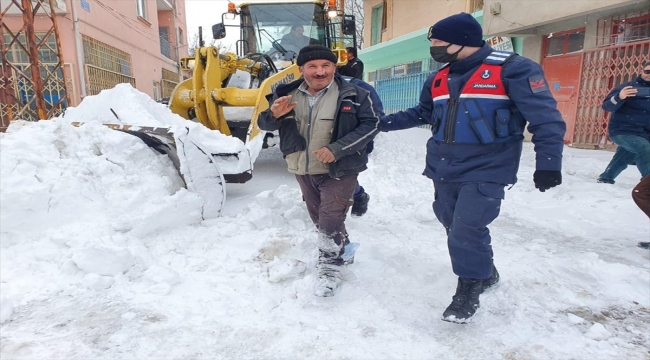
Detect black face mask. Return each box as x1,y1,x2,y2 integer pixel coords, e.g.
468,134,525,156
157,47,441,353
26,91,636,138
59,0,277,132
430,44,464,63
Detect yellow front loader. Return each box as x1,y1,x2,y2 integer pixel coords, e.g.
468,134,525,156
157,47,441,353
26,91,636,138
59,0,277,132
82,0,357,218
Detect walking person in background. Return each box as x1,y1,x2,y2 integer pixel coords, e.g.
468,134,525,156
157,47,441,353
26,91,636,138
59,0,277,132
258,45,380,297
380,13,566,323
597,61,650,184
338,47,364,80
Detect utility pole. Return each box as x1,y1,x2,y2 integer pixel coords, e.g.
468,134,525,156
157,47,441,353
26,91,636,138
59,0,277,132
0,0,70,128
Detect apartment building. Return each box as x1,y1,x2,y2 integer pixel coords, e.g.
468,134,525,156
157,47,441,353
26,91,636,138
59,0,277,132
361,0,649,148
483,0,649,147
1,0,188,124
359,0,515,113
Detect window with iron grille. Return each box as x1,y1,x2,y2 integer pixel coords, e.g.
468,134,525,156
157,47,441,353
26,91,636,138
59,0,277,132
159,27,172,59
3,32,58,63
406,61,422,75
378,68,392,80
596,10,650,47
82,36,132,76
374,59,431,81
82,36,135,95
161,68,179,98
393,64,405,77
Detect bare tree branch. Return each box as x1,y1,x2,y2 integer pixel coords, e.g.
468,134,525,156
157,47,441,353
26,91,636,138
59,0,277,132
345,0,364,49
188,34,231,56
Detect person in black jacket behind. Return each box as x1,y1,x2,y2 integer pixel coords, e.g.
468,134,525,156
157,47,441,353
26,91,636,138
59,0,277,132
340,75,386,217
338,47,364,80
258,45,380,297
598,61,650,184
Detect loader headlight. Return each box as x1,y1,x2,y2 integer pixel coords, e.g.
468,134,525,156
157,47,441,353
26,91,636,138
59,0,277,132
328,10,338,18
187,59,196,70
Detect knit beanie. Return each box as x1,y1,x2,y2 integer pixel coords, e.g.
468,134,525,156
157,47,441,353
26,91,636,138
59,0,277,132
296,45,338,66
428,12,484,47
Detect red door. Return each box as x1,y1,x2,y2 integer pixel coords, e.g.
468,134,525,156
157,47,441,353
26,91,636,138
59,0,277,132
542,53,583,144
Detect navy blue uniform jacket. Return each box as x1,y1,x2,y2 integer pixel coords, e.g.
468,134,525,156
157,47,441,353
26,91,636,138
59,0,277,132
381,44,566,185
602,75,650,140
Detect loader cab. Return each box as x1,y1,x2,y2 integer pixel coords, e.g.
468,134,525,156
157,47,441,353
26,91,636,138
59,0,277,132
213,1,356,64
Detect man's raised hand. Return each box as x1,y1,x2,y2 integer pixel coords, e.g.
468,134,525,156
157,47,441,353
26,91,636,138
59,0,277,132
270,95,298,118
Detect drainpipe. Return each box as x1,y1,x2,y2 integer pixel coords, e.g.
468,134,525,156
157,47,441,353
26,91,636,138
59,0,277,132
70,0,87,98
171,1,181,76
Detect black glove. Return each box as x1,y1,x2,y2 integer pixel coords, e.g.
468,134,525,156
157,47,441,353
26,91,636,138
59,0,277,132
533,170,562,192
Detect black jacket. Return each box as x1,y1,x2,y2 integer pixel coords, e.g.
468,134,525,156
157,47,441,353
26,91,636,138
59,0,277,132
602,75,650,139
258,74,380,178
338,58,364,80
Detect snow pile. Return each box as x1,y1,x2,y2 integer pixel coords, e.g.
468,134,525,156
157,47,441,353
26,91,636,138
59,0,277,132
59,83,254,174
1,110,649,360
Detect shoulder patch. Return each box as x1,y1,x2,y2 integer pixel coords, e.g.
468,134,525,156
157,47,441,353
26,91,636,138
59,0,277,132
483,51,516,65
528,75,549,93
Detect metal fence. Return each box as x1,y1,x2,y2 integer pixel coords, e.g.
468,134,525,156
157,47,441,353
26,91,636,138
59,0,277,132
372,58,442,114
0,63,69,123
574,40,650,148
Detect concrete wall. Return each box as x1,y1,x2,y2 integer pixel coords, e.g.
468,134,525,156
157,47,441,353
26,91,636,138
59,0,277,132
482,0,647,36
483,0,649,62
363,0,469,48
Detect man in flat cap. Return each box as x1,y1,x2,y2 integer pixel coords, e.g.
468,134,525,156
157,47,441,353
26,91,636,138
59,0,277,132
259,45,380,297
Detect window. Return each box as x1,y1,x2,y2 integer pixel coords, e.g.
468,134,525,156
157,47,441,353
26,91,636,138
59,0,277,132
82,36,135,95
177,28,183,45
613,15,650,44
82,36,132,76
370,3,384,46
596,11,650,47
161,69,179,98
239,3,326,55
378,68,392,80
136,0,146,19
567,32,585,53
4,32,58,63
381,0,387,31
153,81,160,101
544,28,585,57
406,61,422,75
159,27,171,59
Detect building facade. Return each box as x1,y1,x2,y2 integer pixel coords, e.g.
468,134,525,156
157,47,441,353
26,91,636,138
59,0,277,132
483,0,650,148
359,0,524,113
1,0,188,125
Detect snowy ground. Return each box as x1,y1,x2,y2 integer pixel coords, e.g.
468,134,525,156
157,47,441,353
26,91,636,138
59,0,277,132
1,109,649,359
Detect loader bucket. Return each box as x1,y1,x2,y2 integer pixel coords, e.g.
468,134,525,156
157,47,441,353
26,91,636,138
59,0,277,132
70,122,226,219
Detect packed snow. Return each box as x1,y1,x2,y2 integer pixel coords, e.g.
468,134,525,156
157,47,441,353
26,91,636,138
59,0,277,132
0,86,649,359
